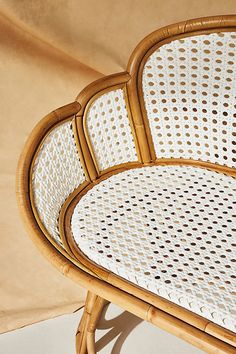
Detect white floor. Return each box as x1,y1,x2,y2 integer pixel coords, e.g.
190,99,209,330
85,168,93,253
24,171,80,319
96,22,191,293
0,303,203,354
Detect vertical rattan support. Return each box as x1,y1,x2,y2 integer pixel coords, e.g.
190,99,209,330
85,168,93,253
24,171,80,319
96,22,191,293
126,79,152,163
75,116,99,181
86,297,109,354
75,291,108,354
76,292,97,354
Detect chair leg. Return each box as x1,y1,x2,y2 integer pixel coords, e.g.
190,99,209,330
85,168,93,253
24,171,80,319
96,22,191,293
87,296,108,354
76,291,108,354
76,291,97,354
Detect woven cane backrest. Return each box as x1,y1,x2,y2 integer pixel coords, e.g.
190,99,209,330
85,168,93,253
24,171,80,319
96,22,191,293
142,32,236,168
84,88,138,171
31,121,85,245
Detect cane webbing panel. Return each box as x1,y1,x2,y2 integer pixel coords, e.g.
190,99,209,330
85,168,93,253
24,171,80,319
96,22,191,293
142,32,236,168
85,88,137,171
32,121,85,245
71,165,236,332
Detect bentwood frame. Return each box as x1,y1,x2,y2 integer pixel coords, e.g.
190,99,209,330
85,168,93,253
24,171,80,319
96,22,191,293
17,15,236,353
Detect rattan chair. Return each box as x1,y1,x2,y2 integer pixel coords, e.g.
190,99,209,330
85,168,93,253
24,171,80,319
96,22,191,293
17,15,236,353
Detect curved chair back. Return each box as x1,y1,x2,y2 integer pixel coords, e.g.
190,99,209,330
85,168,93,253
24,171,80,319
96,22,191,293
17,15,236,255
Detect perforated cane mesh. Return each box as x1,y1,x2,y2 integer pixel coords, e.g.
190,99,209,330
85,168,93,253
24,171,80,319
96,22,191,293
85,88,137,171
72,165,236,332
32,121,85,245
142,32,236,168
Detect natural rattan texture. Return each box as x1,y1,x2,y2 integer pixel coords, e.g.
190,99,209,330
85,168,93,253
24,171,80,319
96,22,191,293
142,32,236,167
84,88,137,171
32,121,85,245
17,15,236,354
71,165,236,333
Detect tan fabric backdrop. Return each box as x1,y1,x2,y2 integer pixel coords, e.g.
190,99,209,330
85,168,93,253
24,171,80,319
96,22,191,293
0,0,235,334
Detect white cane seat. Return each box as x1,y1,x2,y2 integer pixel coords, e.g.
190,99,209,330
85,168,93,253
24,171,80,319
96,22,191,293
71,165,236,333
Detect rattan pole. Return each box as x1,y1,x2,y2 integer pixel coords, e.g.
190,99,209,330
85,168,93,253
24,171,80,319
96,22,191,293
76,311,88,354
76,291,97,354
86,296,109,354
